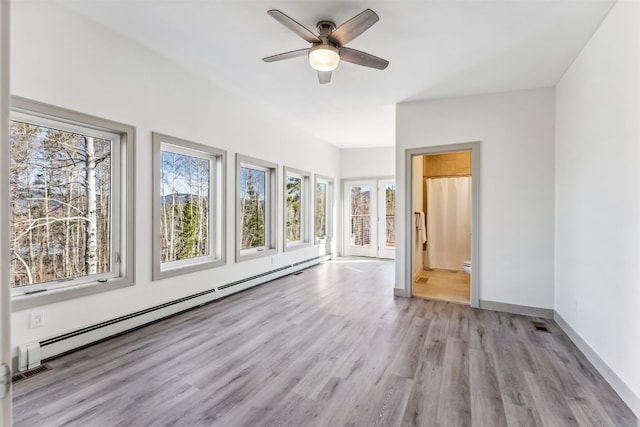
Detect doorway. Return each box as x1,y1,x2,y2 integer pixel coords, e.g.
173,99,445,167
404,143,480,307
343,178,396,259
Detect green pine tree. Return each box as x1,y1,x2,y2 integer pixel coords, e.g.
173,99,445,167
177,199,198,259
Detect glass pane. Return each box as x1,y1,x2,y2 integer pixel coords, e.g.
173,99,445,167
350,185,371,247
286,176,302,242
385,184,396,248
239,166,266,250
315,182,327,239
160,150,210,263
9,120,112,287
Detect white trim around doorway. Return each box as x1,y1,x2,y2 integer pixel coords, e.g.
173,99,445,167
403,142,480,308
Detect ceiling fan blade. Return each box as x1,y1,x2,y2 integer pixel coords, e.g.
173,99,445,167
329,9,379,46
339,47,389,70
263,48,310,63
267,10,321,44
318,71,332,84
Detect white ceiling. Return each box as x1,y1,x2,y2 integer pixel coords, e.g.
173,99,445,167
56,0,614,148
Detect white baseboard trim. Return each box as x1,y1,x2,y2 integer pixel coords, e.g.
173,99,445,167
554,311,640,419
394,288,407,298
479,300,554,319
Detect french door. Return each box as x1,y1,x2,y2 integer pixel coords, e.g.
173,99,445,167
378,179,396,259
343,179,396,259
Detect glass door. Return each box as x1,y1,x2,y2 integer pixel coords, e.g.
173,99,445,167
378,180,396,259
343,179,396,259
343,180,377,257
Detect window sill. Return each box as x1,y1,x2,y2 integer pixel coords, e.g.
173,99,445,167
154,258,225,281
284,241,311,252
236,247,277,262
11,277,134,311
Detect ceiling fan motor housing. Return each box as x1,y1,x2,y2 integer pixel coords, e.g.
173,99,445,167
316,21,337,41
263,9,389,82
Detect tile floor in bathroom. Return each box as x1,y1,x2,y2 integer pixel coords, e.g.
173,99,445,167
413,268,470,304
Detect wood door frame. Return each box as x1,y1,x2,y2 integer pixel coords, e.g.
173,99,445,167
403,142,480,307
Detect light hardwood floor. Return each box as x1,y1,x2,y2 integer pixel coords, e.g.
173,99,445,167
13,258,637,426
413,269,470,304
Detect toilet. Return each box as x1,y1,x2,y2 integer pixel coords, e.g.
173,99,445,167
463,260,471,274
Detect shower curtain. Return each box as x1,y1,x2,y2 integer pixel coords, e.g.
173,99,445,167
426,176,471,270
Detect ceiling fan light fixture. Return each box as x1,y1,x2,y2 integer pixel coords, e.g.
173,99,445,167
309,44,339,71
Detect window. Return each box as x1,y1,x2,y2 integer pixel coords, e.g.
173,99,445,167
350,185,372,247
284,167,310,250
236,155,277,261
9,97,135,309
152,133,225,280
314,175,334,244
384,182,396,248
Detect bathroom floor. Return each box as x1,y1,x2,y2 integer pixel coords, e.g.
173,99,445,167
413,268,470,304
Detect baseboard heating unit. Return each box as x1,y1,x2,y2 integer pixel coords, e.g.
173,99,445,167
14,255,330,371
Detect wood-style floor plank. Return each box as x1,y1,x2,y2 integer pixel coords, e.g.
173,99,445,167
12,258,638,426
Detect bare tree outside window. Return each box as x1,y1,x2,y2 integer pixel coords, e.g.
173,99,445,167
285,176,302,242
10,121,112,287
160,151,210,262
153,133,224,280
315,181,327,240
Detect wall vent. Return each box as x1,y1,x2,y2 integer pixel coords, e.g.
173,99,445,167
12,364,52,383
532,321,550,332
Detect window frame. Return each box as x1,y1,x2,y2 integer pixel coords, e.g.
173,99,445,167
152,132,226,280
236,154,278,261
10,96,135,311
314,175,334,245
283,166,311,251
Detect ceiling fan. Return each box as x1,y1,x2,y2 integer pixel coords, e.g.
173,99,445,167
262,9,389,84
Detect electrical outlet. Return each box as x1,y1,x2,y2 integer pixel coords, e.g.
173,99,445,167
29,311,44,329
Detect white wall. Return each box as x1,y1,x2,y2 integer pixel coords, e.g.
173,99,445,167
396,88,555,309
340,147,395,179
555,0,640,412
9,3,340,349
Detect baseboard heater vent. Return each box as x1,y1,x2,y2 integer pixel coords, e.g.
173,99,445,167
294,255,328,267
217,255,326,291
217,265,290,291
40,287,219,347
12,364,52,383
35,254,329,361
